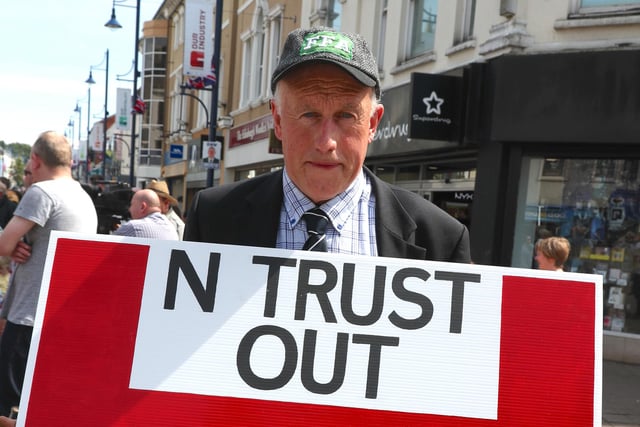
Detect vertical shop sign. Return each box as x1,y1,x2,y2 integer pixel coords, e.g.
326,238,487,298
409,73,463,142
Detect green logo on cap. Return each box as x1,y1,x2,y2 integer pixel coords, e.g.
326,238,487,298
300,31,354,60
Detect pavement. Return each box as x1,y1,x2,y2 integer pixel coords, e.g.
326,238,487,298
603,360,640,426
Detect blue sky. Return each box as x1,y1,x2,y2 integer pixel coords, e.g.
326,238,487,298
0,0,163,148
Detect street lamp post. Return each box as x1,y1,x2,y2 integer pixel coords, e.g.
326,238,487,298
105,0,140,188
67,118,75,145
103,49,110,181
112,134,131,181
207,0,224,188
74,102,83,180
86,49,110,181
86,85,92,183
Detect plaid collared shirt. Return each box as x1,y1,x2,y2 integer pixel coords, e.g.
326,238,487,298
276,169,377,256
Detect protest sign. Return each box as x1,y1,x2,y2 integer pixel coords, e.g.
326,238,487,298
19,233,602,426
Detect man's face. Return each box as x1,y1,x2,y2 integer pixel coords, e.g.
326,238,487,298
159,197,171,214
24,163,33,187
272,63,383,204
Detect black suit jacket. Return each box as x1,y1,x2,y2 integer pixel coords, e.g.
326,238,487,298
184,168,470,263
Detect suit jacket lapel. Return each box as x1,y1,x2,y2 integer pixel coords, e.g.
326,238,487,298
236,169,426,258
365,168,427,259
241,171,284,248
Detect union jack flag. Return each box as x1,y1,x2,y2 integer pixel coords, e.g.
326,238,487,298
185,57,217,89
132,96,145,114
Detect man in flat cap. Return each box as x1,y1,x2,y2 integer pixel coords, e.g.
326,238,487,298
185,27,470,262
148,179,184,240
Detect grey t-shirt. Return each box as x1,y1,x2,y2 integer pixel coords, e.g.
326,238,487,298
1,178,98,326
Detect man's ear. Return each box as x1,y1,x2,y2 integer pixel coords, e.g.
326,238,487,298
368,104,385,143
271,99,283,140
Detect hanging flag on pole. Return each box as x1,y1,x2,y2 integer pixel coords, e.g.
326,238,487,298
183,0,214,77
116,88,132,130
185,58,217,89
132,96,146,115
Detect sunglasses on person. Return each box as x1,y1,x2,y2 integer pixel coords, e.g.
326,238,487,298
24,170,32,176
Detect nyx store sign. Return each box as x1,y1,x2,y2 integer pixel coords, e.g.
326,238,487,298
409,73,463,142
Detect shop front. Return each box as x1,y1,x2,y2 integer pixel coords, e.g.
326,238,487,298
471,49,640,362
367,81,478,231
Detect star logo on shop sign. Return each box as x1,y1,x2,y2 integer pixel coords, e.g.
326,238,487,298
423,91,444,115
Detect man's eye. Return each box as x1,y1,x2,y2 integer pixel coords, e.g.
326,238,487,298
338,112,355,119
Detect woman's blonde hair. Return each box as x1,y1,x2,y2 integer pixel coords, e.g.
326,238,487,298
535,237,571,267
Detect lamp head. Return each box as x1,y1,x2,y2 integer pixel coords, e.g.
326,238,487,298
85,70,96,85
105,7,122,29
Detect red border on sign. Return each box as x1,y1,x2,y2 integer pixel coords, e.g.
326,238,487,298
22,239,596,426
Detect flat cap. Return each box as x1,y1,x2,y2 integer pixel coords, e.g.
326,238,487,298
271,27,381,98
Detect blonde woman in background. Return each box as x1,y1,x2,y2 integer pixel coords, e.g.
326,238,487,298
534,236,571,272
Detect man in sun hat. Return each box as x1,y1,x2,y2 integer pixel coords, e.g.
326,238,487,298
113,189,178,240
185,27,469,262
147,179,184,240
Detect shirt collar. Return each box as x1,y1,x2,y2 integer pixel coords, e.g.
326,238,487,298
282,168,367,232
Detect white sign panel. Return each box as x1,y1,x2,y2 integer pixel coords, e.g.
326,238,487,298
130,243,502,420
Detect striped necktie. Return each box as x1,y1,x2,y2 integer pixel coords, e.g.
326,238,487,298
302,208,329,252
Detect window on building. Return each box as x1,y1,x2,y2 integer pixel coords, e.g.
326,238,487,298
376,0,388,72
267,11,282,81
173,11,183,49
453,0,476,44
572,0,640,15
170,80,188,135
240,7,266,107
512,156,640,335
408,0,439,59
309,0,342,29
327,0,342,29
582,0,639,6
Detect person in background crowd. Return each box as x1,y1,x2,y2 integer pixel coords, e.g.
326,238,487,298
0,257,10,309
0,182,16,230
185,27,470,263
0,179,18,205
534,236,571,272
0,131,98,417
147,179,184,240
113,189,179,240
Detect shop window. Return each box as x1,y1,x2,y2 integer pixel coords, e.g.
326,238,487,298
397,165,421,181
372,165,395,183
512,157,640,335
